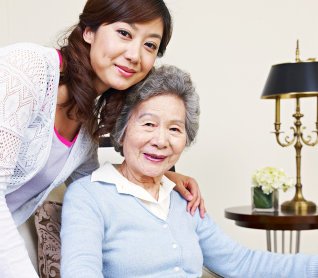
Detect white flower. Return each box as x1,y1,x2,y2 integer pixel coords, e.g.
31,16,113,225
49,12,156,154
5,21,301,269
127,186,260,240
251,167,293,194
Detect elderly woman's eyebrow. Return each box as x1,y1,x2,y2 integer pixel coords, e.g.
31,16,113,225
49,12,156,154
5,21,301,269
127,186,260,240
170,119,185,126
138,113,185,127
138,113,185,124
137,112,159,120
138,112,154,118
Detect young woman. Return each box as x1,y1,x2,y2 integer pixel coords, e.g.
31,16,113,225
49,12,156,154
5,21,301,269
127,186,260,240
0,1,204,277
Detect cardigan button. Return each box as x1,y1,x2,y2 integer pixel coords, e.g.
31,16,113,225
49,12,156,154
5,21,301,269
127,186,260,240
174,267,180,272
172,243,178,249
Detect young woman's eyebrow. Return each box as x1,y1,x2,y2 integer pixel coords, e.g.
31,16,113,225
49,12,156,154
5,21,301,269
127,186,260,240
129,23,162,40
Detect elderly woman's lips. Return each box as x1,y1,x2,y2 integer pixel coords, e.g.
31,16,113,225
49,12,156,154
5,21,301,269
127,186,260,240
144,153,167,162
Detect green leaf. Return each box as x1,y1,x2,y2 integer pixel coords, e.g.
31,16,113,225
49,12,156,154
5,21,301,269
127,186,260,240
253,187,273,208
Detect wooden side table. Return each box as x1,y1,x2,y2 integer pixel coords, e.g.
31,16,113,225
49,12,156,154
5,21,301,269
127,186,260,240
225,206,318,253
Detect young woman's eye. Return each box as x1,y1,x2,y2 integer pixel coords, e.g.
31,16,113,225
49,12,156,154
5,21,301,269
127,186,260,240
145,42,158,51
117,29,131,39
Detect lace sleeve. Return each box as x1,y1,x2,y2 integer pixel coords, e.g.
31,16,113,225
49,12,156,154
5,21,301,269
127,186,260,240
0,44,51,278
0,122,39,276
0,48,40,190
0,43,57,189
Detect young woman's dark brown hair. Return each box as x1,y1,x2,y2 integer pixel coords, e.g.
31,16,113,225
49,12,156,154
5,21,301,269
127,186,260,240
59,0,173,138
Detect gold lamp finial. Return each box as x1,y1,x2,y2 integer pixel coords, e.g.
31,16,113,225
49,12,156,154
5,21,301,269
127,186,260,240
296,39,300,62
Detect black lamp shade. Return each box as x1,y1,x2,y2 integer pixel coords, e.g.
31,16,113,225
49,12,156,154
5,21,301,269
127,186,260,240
262,62,318,99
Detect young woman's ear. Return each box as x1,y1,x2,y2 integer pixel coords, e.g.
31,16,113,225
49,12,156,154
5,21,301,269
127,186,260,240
83,27,95,44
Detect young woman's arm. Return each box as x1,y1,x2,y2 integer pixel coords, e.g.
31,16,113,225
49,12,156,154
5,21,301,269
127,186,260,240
0,44,43,277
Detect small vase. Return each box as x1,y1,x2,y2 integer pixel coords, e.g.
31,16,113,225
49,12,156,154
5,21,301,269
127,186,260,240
251,187,278,212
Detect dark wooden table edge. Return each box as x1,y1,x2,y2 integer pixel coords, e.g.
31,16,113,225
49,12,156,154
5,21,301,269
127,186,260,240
225,206,318,231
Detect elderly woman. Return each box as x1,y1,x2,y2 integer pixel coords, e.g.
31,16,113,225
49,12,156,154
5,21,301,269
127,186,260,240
61,65,318,278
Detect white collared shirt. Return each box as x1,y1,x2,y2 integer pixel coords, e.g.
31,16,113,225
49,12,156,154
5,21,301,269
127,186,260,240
91,162,175,220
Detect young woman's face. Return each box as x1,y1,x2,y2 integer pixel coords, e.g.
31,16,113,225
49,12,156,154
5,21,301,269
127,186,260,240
122,94,187,182
83,18,164,94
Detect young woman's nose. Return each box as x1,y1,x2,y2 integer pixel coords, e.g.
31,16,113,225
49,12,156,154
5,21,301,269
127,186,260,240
124,41,141,64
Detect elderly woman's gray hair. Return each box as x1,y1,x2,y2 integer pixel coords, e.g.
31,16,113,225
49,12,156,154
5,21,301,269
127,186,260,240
111,65,200,155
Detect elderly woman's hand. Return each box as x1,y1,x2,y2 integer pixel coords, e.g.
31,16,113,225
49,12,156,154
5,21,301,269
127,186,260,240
165,171,206,218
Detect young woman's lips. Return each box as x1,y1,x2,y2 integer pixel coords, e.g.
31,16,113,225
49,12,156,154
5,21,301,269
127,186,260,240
116,65,136,78
144,153,167,162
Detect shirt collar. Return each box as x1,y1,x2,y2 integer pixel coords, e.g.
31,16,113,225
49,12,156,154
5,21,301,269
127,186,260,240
91,162,175,203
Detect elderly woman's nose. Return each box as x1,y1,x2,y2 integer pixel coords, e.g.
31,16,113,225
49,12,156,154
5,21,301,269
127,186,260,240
151,128,168,148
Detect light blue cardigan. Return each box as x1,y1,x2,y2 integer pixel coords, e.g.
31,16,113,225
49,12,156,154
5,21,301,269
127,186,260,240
61,172,318,277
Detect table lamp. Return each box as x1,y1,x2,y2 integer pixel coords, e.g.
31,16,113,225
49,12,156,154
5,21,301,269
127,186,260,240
261,41,318,214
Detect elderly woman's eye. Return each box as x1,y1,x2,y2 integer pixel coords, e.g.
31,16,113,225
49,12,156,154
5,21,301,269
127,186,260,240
144,122,155,127
170,127,181,132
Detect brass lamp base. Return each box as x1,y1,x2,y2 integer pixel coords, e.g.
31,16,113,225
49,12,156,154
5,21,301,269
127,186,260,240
281,199,316,214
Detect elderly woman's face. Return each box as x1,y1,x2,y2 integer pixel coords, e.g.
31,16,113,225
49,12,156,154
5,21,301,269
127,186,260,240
122,94,187,179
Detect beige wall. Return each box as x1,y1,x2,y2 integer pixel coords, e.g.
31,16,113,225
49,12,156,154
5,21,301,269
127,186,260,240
2,0,318,254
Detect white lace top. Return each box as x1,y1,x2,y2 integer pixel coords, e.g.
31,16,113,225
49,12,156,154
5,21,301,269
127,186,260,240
0,43,99,277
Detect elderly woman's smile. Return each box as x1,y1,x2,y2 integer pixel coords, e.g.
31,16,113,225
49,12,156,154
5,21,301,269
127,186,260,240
143,153,167,162
121,94,187,185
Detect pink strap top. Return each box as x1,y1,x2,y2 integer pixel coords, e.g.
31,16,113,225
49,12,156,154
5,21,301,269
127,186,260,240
54,127,78,147
56,49,62,68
